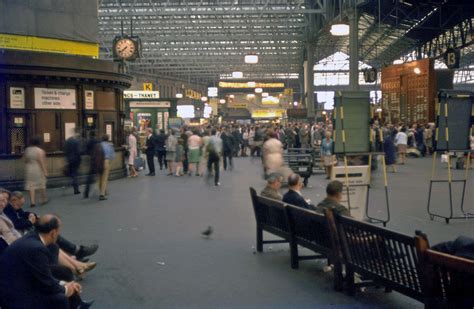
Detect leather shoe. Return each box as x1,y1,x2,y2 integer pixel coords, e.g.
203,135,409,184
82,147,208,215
78,299,95,309
76,244,99,260
146,173,155,176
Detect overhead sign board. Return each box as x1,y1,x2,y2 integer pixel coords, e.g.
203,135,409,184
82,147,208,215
262,96,280,105
124,91,160,99
129,101,171,108
219,82,285,89
185,89,202,100
251,109,285,118
208,87,218,98
34,88,76,109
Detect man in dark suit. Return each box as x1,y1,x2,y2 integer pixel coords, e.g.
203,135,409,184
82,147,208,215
221,126,235,171
0,214,93,309
155,129,168,170
282,173,316,210
64,129,82,195
145,128,156,176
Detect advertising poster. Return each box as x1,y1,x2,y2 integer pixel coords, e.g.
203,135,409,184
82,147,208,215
137,113,152,132
85,90,94,110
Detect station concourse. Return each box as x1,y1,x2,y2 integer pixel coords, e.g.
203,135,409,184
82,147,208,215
0,1,473,308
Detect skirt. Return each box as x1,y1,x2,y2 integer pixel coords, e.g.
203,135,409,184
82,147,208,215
397,144,407,154
166,151,175,161
188,149,201,163
323,155,335,167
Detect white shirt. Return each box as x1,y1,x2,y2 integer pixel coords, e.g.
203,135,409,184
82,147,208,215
395,132,408,145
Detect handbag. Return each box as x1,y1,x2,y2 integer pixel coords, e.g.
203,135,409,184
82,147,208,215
134,156,145,170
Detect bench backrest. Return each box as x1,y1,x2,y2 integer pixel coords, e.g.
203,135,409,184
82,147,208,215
250,187,289,234
335,214,423,300
256,195,289,233
285,205,333,255
416,235,474,308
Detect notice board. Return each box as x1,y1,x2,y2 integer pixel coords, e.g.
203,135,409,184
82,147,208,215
436,90,473,151
333,91,371,154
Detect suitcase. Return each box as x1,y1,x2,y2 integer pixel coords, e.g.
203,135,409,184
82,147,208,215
134,156,146,170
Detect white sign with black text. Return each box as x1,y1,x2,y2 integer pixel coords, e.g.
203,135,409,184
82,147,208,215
129,101,171,108
85,90,94,110
331,165,370,221
34,88,77,109
9,87,25,109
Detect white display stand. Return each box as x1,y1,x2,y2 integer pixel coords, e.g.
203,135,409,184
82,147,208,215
331,165,370,221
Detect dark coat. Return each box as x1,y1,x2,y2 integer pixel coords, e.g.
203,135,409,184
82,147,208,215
283,190,315,210
3,203,34,232
221,132,235,153
155,133,168,151
145,134,156,155
64,137,81,166
0,232,67,309
432,236,474,260
383,135,397,165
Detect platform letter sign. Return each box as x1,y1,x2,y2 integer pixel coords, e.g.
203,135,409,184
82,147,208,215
363,68,377,83
143,83,153,91
34,88,76,109
444,47,460,69
9,87,25,109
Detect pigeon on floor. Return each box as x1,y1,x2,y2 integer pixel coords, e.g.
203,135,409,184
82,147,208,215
201,226,213,238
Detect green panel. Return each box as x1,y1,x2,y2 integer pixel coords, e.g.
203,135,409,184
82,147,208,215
436,90,473,151
333,91,371,154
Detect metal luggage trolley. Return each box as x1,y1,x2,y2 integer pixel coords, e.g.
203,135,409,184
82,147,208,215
284,148,313,187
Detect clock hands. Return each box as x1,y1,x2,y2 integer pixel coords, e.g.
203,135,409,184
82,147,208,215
120,46,128,52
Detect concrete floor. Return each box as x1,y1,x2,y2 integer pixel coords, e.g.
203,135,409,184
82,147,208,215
32,156,474,308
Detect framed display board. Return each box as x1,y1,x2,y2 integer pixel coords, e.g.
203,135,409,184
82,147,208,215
333,91,371,154
436,90,473,151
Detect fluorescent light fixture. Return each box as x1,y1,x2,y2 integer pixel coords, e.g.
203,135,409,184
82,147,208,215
229,94,235,99
219,99,226,104
376,108,383,112
414,67,421,74
255,88,263,93
322,111,327,115
393,59,404,65
232,71,243,78
262,92,269,97
247,94,255,99
175,93,183,98
293,101,298,106
247,81,256,88
201,96,208,102
330,23,350,36
244,54,258,64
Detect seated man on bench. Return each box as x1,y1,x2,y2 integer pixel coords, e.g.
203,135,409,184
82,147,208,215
283,173,315,210
260,173,283,200
316,181,350,217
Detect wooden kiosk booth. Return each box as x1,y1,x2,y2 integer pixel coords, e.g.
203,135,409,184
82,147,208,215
0,50,132,189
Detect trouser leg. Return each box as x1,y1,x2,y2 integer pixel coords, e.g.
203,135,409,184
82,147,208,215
100,160,110,196
56,236,77,256
146,153,155,174
70,165,79,193
214,158,220,185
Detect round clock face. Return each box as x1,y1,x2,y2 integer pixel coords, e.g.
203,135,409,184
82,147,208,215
115,38,136,59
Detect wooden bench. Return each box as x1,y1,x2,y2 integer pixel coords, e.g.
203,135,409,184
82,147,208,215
416,234,474,309
283,152,312,186
249,187,290,252
285,205,343,291
327,209,424,302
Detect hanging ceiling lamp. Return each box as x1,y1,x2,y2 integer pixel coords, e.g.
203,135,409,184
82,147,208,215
232,71,243,78
244,53,259,64
330,0,349,36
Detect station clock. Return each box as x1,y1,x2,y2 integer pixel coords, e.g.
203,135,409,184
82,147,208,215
113,36,141,61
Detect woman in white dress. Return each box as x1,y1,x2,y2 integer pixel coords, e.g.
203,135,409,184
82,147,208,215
24,137,48,207
127,128,138,177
